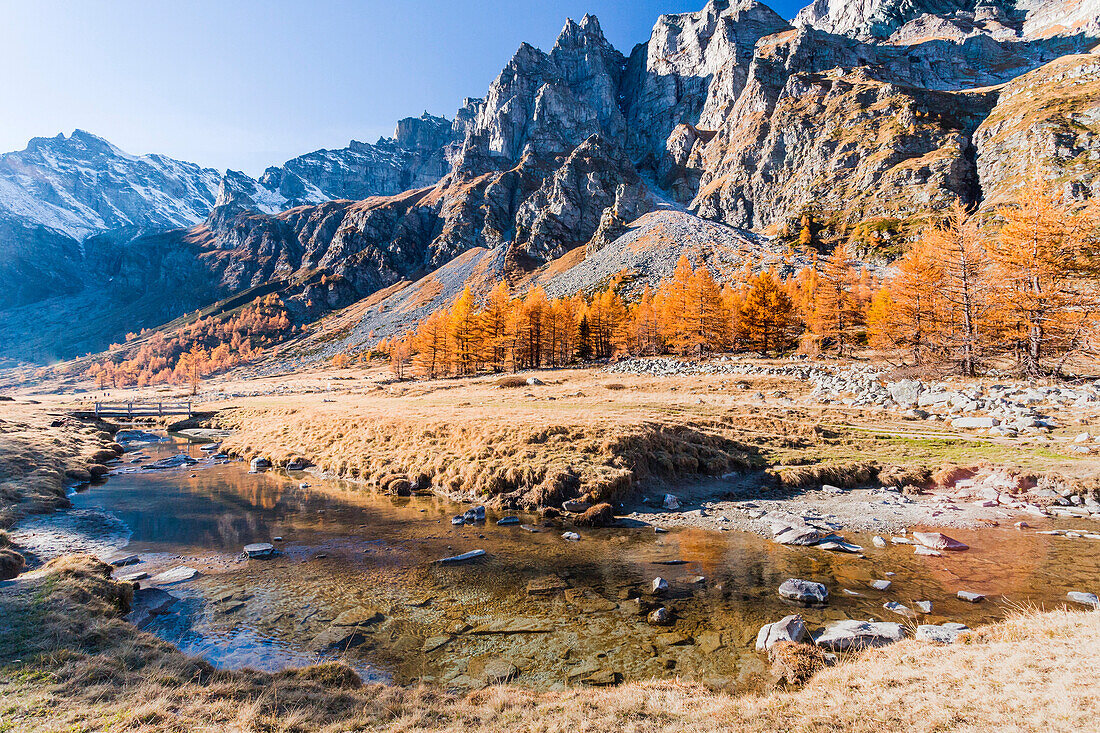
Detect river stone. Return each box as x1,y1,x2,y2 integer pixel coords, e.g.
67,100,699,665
698,631,724,653
872,536,887,548
773,524,825,546
883,601,914,618
913,532,969,551
663,494,681,510
332,607,384,626
1067,591,1100,608
496,516,520,525
483,658,519,684
249,457,271,471
656,632,693,646
307,626,371,652
109,554,140,567
817,539,863,553
755,614,806,652
562,500,591,513
651,577,669,594
561,532,581,541
648,607,673,625
148,566,198,585
871,580,892,591
778,579,828,604
244,543,274,558
814,620,906,651
958,590,985,603
915,601,933,614
914,546,942,556
916,624,966,644
116,570,148,582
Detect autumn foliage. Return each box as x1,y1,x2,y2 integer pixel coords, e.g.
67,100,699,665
868,194,1100,376
379,190,1098,379
87,294,292,388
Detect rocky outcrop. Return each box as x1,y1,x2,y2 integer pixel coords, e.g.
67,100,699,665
974,52,1100,207
513,135,653,261
622,0,791,182
693,63,995,230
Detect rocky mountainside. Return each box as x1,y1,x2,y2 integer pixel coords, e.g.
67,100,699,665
2,0,1099,365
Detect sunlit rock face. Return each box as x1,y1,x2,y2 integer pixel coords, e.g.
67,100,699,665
4,0,1100,363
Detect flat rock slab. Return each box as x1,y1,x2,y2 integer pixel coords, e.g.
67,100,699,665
307,626,372,652
818,540,862,553
1067,591,1099,608
958,590,985,603
115,570,148,582
519,524,542,532
756,614,806,651
148,566,198,585
778,578,828,604
913,532,969,551
436,549,486,564
916,623,968,644
871,580,892,591
496,517,520,525
914,546,942,556
109,554,141,567
244,543,274,558
655,632,693,646
773,525,825,546
815,620,906,651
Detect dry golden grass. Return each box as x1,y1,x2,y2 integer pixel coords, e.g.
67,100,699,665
0,404,122,529
214,379,769,508
2,555,1098,732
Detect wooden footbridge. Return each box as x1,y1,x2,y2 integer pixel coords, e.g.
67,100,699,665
91,401,193,419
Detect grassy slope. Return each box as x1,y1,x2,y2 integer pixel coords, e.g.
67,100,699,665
1,555,1097,732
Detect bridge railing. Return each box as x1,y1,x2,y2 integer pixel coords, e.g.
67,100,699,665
93,401,193,418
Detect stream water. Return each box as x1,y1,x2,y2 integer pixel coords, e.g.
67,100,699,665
56,431,1100,690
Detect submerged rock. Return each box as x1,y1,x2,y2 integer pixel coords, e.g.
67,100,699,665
436,549,486,564
148,566,198,585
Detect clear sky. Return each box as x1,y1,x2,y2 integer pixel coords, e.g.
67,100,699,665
0,0,805,175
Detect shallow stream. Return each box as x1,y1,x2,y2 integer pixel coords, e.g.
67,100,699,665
48,431,1100,690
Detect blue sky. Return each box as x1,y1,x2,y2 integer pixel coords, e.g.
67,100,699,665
0,1,805,175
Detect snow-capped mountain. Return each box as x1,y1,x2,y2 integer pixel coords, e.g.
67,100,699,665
0,130,223,241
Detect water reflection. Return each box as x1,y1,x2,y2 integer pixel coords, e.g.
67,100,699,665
70,433,1100,689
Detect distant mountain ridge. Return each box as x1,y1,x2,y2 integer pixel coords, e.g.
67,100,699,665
1,0,1099,364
